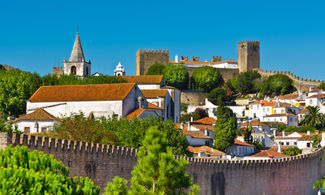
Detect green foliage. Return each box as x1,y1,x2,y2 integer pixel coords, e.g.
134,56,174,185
243,125,253,144
104,176,129,195
227,70,261,95
146,63,166,75
193,108,208,120
105,126,199,194
282,147,302,156
181,103,189,113
319,83,325,90
301,106,325,129
207,88,229,105
260,74,296,96
0,145,99,194
252,139,265,150
191,66,223,92
0,119,21,134
312,135,321,148
214,98,238,151
163,64,189,90
48,114,190,156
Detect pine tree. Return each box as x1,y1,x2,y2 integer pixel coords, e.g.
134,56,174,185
214,98,238,152
105,126,199,194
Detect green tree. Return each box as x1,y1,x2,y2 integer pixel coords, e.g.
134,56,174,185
260,74,296,96
191,66,223,92
163,64,189,90
282,147,302,156
300,106,325,129
214,98,238,151
104,176,129,195
312,134,321,148
318,83,325,90
207,88,229,105
146,63,166,75
243,125,253,144
236,70,261,95
105,126,199,194
0,145,99,194
314,154,325,191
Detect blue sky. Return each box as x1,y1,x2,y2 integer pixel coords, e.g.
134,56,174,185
0,0,324,80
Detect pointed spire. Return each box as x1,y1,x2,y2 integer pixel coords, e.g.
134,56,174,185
69,32,85,62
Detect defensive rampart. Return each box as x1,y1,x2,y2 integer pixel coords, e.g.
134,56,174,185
0,132,324,195
256,69,324,92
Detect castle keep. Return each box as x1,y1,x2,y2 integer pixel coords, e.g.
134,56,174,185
136,41,260,80
1,132,324,195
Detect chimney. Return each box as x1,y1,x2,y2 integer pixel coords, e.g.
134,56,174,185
277,142,281,153
180,123,184,130
204,130,208,136
137,96,143,108
307,130,310,135
175,55,178,63
190,117,193,122
282,131,285,137
187,122,191,131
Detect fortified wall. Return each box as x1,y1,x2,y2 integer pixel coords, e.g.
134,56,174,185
256,69,324,92
1,132,324,195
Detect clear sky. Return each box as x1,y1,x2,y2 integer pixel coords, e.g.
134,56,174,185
0,0,324,80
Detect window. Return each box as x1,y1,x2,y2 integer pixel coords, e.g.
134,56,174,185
274,110,277,114
24,127,30,133
41,127,47,132
294,142,297,145
281,142,284,145
71,66,77,75
310,100,313,104
205,141,210,146
281,109,284,113
263,108,265,112
290,118,293,122
280,118,282,121
267,108,270,112
307,143,311,147
286,142,289,145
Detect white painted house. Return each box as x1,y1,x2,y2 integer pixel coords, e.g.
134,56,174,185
263,113,298,127
26,83,153,119
227,139,255,157
13,108,58,133
274,131,325,149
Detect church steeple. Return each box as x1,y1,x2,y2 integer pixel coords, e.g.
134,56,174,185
69,32,85,62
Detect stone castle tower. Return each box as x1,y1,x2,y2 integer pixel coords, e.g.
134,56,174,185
238,41,260,72
63,32,91,77
136,49,169,75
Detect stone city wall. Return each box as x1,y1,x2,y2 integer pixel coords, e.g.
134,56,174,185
181,90,208,106
0,132,324,195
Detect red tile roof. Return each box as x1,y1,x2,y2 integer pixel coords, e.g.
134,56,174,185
248,149,288,158
141,89,167,98
265,113,297,117
307,94,325,99
13,109,57,122
183,130,212,139
147,102,163,110
250,100,276,106
234,139,254,147
126,108,157,119
122,75,164,84
240,120,269,127
29,83,135,102
193,117,216,125
276,93,299,100
191,124,215,131
188,146,224,156
298,109,308,114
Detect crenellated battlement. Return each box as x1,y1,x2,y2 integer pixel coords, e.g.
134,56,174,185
138,48,169,55
256,68,324,91
0,132,324,194
136,49,170,75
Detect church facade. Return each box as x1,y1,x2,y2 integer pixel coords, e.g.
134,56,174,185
52,32,91,77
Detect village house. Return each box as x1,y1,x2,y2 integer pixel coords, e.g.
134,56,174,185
243,149,288,160
239,119,272,134
13,108,59,133
226,139,255,157
187,146,224,159
26,83,161,120
262,113,298,127
274,131,325,149
275,93,306,107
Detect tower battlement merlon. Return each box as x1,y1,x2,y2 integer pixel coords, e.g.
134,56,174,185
136,48,170,75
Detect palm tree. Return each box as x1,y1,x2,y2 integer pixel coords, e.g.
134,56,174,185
301,106,325,129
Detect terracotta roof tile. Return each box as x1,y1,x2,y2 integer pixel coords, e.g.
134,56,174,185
147,102,163,110
266,113,297,117
234,139,254,147
29,83,135,102
193,117,216,125
307,94,325,99
126,108,156,119
248,149,288,158
250,100,276,106
183,130,212,139
240,120,269,127
141,89,167,98
310,89,321,93
169,59,237,65
273,103,293,108
191,124,214,131
276,93,299,100
298,109,308,114
188,146,224,156
122,75,164,84
13,109,57,122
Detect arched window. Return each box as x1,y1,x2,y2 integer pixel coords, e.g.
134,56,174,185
71,66,77,75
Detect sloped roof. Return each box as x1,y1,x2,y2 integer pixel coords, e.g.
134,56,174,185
141,89,168,98
248,149,288,158
250,100,276,106
193,117,216,125
121,75,164,84
191,124,215,131
69,32,85,62
147,102,164,110
307,94,325,99
13,109,57,122
29,83,135,102
183,130,212,139
272,102,293,108
265,113,297,117
126,108,157,119
298,109,308,114
234,139,254,147
188,146,224,156
276,93,299,100
240,120,269,127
